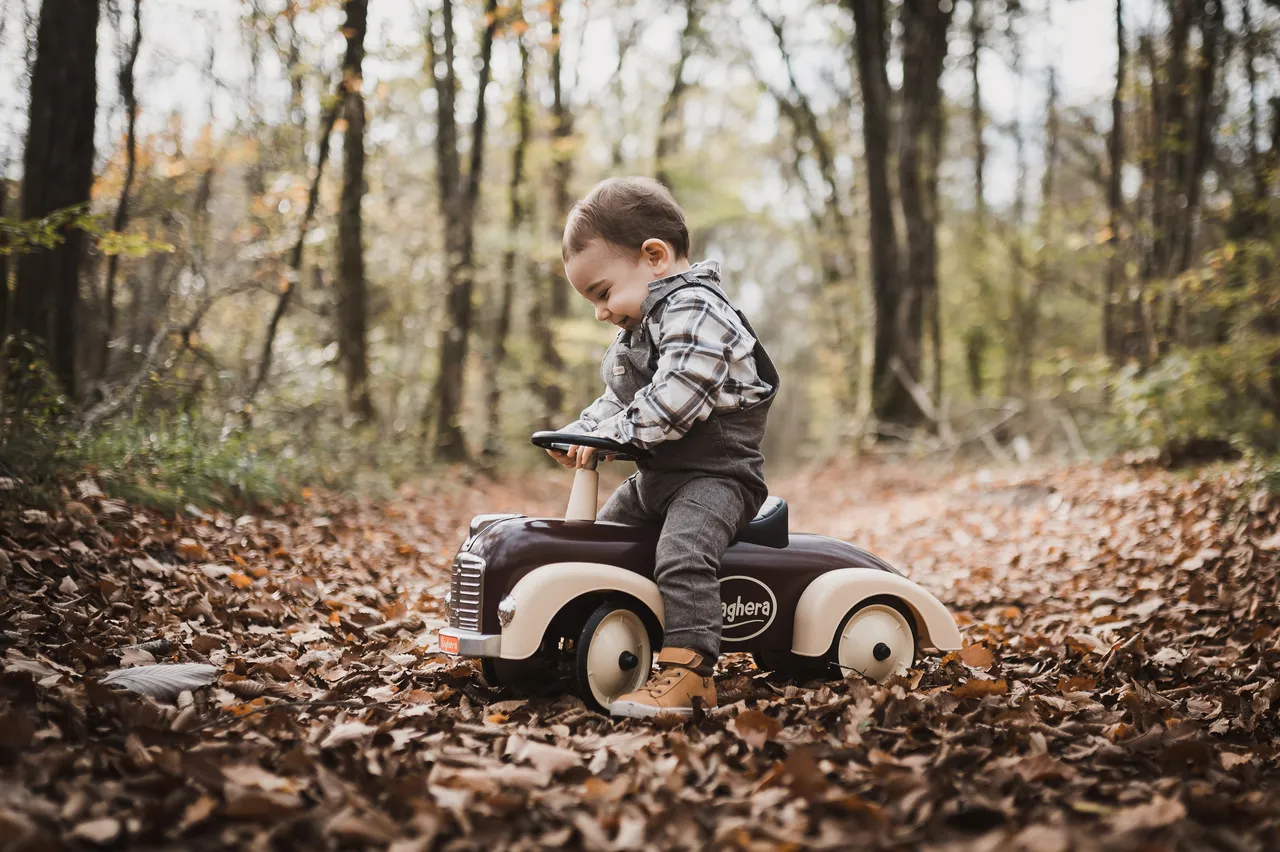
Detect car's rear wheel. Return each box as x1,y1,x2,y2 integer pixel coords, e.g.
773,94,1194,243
833,597,917,682
575,603,653,714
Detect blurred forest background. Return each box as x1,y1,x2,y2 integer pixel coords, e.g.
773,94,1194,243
1,0,1278,507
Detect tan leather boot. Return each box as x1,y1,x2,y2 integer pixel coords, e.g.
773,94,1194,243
609,647,716,719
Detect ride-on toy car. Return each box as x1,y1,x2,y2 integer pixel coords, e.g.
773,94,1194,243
436,432,963,713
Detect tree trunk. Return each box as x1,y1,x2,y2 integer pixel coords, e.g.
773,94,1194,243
1128,33,1160,364
483,8,532,460
337,0,375,422
13,0,100,399
896,0,953,420
285,0,306,159
1104,0,1125,357
1173,0,1223,275
848,0,914,426
1,178,9,340
1133,0,1192,364
1004,32,1029,398
655,0,700,188
609,15,643,169
1241,0,1265,207
964,0,989,398
101,0,142,381
429,0,498,461
528,0,569,427
1165,0,1224,345
0,3,9,338
548,0,574,318
1019,66,1060,397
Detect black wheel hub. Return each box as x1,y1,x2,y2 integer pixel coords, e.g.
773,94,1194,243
618,651,639,670
872,643,892,662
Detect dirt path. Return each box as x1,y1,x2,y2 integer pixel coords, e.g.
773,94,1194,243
1,460,1277,851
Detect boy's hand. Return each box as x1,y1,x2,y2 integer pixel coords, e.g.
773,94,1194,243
546,447,576,468
546,441,617,468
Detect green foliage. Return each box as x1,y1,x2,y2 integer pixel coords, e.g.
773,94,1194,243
0,204,174,258
1105,341,1280,455
0,343,305,512
73,414,306,512
1250,455,1280,495
0,338,74,510
0,206,88,254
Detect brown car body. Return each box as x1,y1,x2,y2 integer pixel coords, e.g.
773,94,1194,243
452,514,902,651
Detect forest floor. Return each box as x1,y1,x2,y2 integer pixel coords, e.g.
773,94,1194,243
1,457,1278,851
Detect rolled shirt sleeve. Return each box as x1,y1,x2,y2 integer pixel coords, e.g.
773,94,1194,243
561,386,626,437
593,291,758,449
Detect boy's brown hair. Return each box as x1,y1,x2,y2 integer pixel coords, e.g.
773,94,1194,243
562,176,690,261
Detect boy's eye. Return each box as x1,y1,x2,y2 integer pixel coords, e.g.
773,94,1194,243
600,289,610,300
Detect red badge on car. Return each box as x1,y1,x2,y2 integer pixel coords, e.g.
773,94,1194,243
439,633,459,655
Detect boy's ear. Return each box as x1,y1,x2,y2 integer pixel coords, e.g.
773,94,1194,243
640,238,672,274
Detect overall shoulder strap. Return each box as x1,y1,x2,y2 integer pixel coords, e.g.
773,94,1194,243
641,262,731,317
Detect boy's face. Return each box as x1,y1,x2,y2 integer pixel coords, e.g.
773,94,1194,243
564,238,678,331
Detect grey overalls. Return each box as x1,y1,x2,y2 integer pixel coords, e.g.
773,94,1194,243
596,264,780,672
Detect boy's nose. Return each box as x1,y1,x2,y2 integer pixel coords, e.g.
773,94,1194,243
595,304,610,322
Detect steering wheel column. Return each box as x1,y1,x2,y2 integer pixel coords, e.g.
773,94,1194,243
566,467,601,522
530,431,650,523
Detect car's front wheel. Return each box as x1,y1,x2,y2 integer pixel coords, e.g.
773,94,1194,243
833,597,917,682
575,603,654,714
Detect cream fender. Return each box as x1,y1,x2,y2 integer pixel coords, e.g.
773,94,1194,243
499,562,665,660
791,568,963,657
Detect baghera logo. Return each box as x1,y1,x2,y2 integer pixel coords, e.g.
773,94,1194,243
438,632,459,655
718,575,778,642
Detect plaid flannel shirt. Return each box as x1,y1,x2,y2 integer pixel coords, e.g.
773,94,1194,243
563,271,772,449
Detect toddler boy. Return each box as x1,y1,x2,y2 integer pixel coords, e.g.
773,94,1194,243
550,176,779,718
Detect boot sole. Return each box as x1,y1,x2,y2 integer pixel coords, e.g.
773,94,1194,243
609,700,694,719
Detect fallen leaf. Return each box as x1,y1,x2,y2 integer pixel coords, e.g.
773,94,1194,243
1106,795,1186,832
176,538,208,561
326,806,398,844
179,796,218,830
223,764,296,792
783,748,828,799
732,709,782,749
1012,824,1070,852
513,739,583,775
100,663,218,701
320,720,376,749
1057,676,1097,693
118,647,157,666
70,818,121,844
951,678,1009,699
959,643,995,669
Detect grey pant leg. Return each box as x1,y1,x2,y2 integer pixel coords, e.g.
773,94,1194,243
597,474,655,525
652,476,750,675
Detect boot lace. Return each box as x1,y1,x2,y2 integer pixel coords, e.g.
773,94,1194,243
640,665,688,695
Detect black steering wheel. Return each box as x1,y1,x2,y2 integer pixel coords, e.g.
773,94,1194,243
530,431,650,463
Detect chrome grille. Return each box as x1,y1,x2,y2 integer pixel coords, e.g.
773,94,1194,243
448,552,484,631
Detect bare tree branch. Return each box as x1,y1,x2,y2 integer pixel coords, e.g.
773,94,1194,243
245,79,342,409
